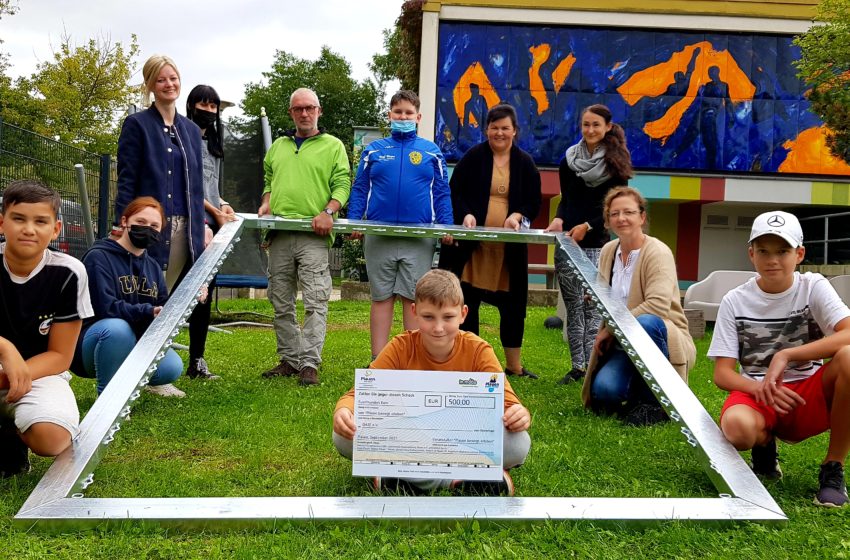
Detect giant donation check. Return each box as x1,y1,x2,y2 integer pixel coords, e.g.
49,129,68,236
352,369,505,481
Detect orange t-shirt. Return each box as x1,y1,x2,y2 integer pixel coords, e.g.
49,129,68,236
334,330,522,413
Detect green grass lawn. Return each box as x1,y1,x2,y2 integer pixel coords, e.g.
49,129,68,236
2,299,849,559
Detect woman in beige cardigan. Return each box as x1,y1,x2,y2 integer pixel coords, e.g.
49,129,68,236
580,187,696,426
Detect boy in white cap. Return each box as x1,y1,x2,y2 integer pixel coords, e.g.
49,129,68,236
709,210,850,507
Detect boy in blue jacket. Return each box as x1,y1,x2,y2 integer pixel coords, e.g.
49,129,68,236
348,90,453,360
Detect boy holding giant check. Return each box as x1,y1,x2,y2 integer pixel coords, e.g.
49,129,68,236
332,269,532,495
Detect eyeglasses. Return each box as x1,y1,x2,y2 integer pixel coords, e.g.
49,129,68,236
290,105,319,114
608,210,641,219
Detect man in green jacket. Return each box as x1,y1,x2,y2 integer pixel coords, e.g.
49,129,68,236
258,87,351,386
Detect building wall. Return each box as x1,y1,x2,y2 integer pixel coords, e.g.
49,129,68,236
421,1,850,281
434,21,847,176
423,1,817,20
696,203,767,279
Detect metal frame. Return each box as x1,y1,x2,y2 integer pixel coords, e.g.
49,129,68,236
14,215,786,530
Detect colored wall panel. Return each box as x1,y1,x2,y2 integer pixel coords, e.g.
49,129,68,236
700,177,725,201
630,174,670,199
832,183,850,206
540,169,560,196
676,202,703,281
723,178,811,204
669,177,701,200
810,182,834,205
436,22,846,176
546,195,560,264
648,202,678,257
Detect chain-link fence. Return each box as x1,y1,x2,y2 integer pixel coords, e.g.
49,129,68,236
0,118,116,259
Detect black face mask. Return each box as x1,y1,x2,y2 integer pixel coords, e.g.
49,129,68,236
127,225,161,250
191,108,217,129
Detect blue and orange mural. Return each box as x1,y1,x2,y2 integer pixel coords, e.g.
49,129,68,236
436,22,850,176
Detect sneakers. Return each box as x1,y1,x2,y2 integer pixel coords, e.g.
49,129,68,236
144,383,186,398
186,357,220,380
622,402,668,427
450,469,515,497
0,422,30,478
751,438,782,480
299,366,319,386
557,368,586,385
504,367,539,380
261,360,298,379
372,477,421,495
814,461,848,508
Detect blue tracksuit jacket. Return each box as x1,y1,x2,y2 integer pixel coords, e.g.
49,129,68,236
348,129,453,224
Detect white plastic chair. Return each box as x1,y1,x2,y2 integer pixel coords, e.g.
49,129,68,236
829,275,850,306
683,270,758,321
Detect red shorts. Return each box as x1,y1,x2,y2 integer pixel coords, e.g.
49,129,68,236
720,364,831,443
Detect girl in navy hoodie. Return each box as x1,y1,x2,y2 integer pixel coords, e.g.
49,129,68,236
72,197,184,397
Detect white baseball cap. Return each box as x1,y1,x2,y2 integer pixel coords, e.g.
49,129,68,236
749,211,803,248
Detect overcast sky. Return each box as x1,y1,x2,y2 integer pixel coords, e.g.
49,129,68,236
0,0,402,118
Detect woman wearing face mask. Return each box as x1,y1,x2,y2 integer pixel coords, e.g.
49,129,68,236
183,84,236,380
347,90,453,360
71,197,185,397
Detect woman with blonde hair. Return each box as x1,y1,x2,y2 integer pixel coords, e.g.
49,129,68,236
114,55,207,394
115,55,206,293
581,187,695,425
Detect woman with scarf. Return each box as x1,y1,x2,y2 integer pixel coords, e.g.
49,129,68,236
183,84,236,380
546,104,633,386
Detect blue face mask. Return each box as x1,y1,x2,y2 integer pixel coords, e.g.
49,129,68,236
390,120,417,134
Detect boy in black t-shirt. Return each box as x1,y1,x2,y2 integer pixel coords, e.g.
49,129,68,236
0,180,93,477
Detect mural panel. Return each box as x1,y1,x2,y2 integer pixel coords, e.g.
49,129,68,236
436,22,850,176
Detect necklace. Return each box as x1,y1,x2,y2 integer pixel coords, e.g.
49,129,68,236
494,161,509,194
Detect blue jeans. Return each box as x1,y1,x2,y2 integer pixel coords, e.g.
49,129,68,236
79,318,183,394
590,314,669,410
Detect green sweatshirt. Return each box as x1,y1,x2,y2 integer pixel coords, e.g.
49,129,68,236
263,131,351,241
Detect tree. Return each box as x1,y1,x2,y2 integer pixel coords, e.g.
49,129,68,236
0,0,15,17
795,0,850,163
1,33,139,154
239,47,383,156
370,0,425,92
0,0,18,91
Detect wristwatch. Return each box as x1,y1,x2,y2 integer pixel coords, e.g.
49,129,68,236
323,207,334,216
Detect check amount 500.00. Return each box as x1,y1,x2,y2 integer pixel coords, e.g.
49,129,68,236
352,370,505,481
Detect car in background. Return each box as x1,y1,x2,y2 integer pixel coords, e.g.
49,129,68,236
55,199,93,258
0,195,94,259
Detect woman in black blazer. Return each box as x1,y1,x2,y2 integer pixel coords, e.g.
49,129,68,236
545,104,633,386
440,103,542,378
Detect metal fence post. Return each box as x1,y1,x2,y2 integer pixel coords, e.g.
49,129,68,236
74,164,96,247
260,107,272,152
98,154,112,238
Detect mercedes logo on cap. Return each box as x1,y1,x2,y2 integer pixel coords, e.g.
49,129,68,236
767,215,785,227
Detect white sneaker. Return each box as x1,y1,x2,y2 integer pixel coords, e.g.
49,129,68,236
144,383,186,398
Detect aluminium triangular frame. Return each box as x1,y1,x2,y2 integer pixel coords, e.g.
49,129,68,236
14,216,786,530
